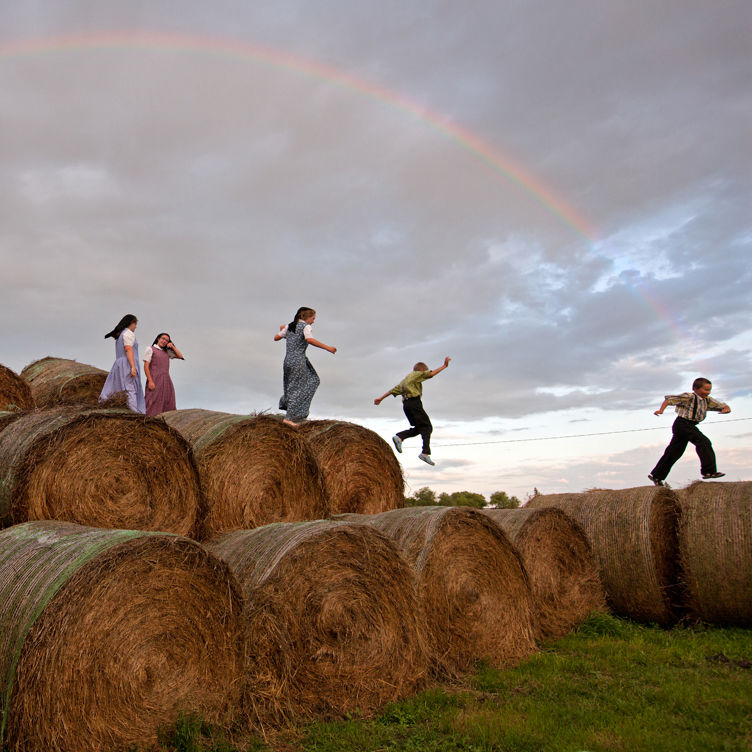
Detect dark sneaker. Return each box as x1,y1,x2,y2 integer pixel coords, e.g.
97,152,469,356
392,435,403,453
702,472,725,479
418,453,435,466
648,474,665,486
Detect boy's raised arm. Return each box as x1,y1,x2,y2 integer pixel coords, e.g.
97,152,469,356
428,356,451,378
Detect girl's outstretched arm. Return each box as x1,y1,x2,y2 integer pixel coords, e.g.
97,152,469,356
305,336,337,354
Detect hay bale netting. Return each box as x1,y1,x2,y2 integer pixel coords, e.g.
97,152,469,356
161,409,329,539
0,365,33,412
0,406,203,535
20,357,109,407
481,507,606,641
526,487,682,625
297,420,404,514
0,521,244,752
339,506,537,677
207,520,428,722
677,481,752,626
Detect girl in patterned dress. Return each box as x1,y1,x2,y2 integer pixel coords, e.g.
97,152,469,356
274,307,337,426
143,333,184,416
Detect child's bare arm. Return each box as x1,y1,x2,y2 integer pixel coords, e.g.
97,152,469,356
305,336,337,354
428,356,451,378
374,392,392,405
654,398,670,416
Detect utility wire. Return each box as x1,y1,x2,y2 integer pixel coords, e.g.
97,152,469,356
435,417,751,447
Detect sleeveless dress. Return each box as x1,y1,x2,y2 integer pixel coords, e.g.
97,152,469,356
144,346,177,416
99,331,145,413
278,322,320,423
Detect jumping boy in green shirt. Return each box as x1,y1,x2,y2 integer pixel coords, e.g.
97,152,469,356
374,357,451,466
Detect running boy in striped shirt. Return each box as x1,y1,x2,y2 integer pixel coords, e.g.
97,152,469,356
648,377,731,486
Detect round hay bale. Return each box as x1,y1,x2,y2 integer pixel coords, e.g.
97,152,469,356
0,365,33,412
677,481,752,626
20,357,109,407
297,420,404,514
338,506,537,677
207,520,428,721
161,409,329,539
526,487,682,625
0,406,203,536
0,520,244,752
481,507,606,640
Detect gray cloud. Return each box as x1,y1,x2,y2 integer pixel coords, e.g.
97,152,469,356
1,1,749,495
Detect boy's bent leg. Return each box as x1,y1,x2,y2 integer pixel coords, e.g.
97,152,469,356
687,427,717,475
419,426,433,455
397,426,422,441
404,397,433,454
650,419,691,480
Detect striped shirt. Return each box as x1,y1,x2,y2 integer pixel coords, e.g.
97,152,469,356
389,370,433,400
665,392,728,423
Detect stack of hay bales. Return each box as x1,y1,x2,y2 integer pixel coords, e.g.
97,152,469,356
21,357,109,407
162,409,329,538
526,487,682,625
0,365,34,412
676,481,752,626
0,521,244,752
482,507,606,640
0,406,203,536
207,520,428,722
298,420,404,514
338,506,537,677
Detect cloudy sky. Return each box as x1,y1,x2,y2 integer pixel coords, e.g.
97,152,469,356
1,1,750,500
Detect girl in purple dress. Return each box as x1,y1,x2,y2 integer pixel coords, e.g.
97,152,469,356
99,314,145,413
143,333,184,417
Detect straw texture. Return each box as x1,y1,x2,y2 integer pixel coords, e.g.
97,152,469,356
526,487,682,625
338,506,537,677
207,520,428,723
20,357,108,407
0,365,33,412
0,521,244,752
677,481,752,625
482,507,606,640
0,412,21,434
162,409,329,539
298,420,404,514
0,406,203,535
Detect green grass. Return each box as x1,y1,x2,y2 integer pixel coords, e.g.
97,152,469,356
155,614,752,752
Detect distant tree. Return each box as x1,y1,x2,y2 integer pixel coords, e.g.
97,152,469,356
437,491,487,509
405,486,439,506
489,491,521,509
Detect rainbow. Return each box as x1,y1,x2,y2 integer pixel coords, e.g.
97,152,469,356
0,30,599,240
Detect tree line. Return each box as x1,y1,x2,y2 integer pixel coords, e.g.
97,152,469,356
404,487,540,509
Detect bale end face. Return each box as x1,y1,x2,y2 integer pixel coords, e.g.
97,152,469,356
0,407,203,536
0,522,244,752
208,521,429,722
298,420,404,515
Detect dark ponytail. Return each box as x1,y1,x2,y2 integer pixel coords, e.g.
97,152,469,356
287,307,315,333
104,314,137,340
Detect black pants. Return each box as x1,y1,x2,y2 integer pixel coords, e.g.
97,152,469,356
397,397,432,454
650,417,717,480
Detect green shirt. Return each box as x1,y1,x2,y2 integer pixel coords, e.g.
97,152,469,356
389,370,433,400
